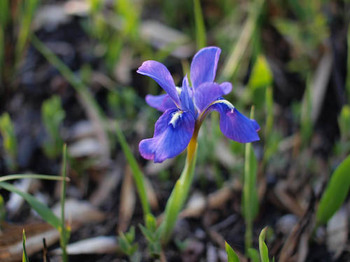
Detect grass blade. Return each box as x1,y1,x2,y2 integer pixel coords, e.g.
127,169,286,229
0,174,68,183
22,229,29,262
242,107,258,252
225,242,240,262
193,0,206,49
259,227,269,262
0,182,61,229
115,121,151,218
60,144,69,262
316,155,350,225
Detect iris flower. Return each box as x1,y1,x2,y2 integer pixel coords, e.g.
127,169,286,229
137,47,260,163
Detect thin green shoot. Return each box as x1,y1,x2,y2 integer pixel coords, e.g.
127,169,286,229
115,121,151,219
346,25,350,103
0,174,69,183
300,75,313,146
225,242,240,262
60,144,69,262
117,226,140,261
22,229,30,262
242,107,258,253
0,112,18,171
259,227,270,262
0,195,5,228
139,214,162,257
193,0,206,49
42,95,65,159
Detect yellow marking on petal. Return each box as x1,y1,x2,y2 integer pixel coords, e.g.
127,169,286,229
169,111,183,128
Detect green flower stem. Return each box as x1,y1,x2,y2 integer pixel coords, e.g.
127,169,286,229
160,126,199,244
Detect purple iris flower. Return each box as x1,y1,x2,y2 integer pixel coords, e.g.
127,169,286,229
137,46,260,163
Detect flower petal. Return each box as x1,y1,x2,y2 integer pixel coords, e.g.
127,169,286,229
139,109,195,163
180,76,195,115
137,60,180,105
145,94,177,112
220,82,232,95
190,47,221,89
207,100,260,143
194,82,226,112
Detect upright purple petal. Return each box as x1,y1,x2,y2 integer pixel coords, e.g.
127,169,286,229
139,109,195,163
137,60,180,105
180,76,195,116
190,47,221,89
207,100,260,143
194,82,226,113
220,82,232,95
145,94,177,112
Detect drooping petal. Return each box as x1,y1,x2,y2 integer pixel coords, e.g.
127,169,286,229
145,94,177,112
194,82,226,113
190,47,221,89
207,100,260,143
137,60,180,105
180,76,195,116
220,82,232,95
139,109,195,163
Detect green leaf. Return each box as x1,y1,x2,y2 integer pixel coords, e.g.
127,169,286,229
0,182,61,229
139,224,156,243
248,56,273,89
225,242,240,262
145,213,157,232
193,0,206,49
316,155,350,225
247,248,260,262
22,229,29,262
259,227,269,262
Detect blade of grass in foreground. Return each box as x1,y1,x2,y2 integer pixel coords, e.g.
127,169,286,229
22,229,29,262
316,155,350,225
115,121,151,218
225,242,240,262
0,181,61,229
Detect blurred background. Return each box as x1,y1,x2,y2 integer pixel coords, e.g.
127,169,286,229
0,0,349,261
